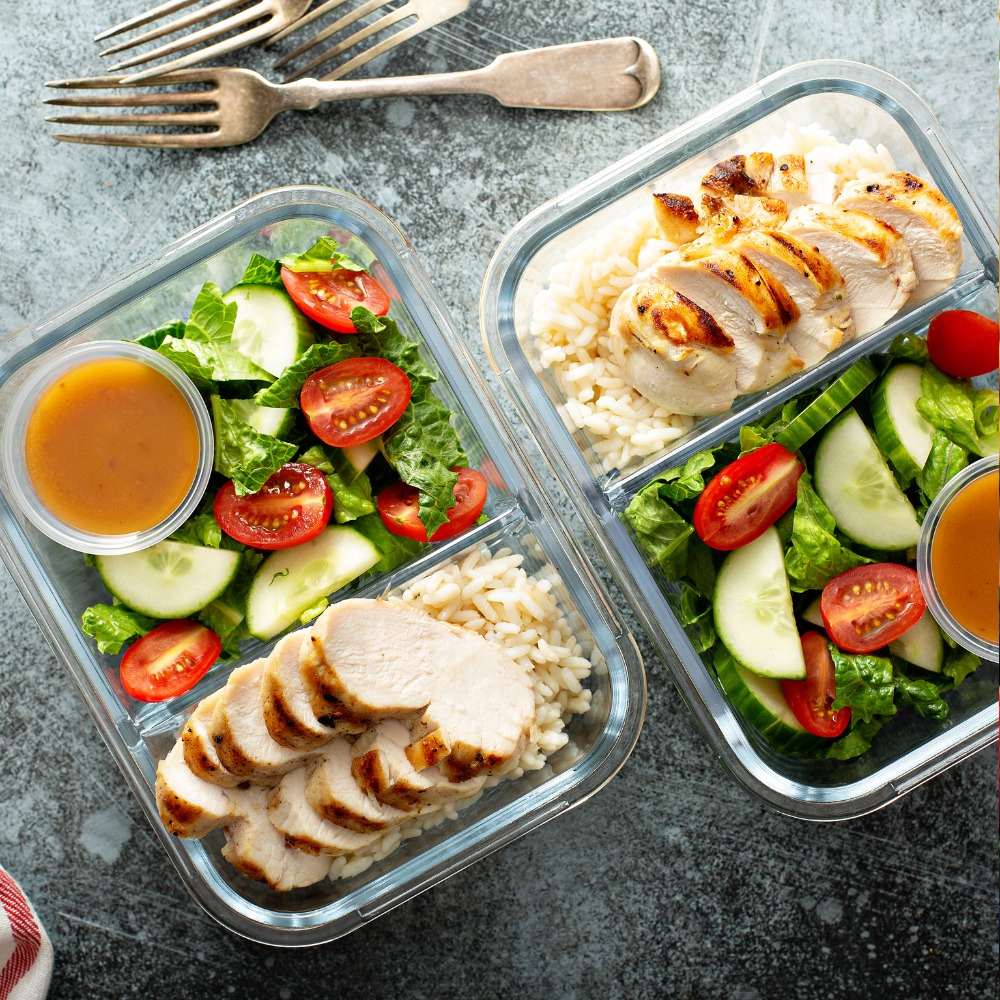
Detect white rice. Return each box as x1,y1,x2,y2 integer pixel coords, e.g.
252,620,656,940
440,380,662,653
328,546,593,879
528,123,898,472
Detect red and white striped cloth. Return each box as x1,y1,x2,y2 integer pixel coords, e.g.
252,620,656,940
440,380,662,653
0,867,51,1000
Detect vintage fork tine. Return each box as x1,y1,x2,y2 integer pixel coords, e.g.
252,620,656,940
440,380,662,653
264,0,353,46
272,0,388,70
99,0,247,57
49,131,218,148
45,110,218,128
45,89,216,108
108,7,268,72
95,0,203,42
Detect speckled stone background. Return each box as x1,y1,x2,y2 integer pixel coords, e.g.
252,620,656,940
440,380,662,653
1,2,997,998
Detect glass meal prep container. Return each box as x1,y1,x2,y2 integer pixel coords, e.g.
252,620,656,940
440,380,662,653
0,186,645,946
481,60,999,821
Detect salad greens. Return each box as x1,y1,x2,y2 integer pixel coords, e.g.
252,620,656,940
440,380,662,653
81,238,468,658
623,335,998,761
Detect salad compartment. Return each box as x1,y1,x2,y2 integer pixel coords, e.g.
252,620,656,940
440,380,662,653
0,187,644,945
480,61,999,820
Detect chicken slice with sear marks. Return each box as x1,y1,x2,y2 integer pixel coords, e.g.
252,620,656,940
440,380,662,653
783,204,917,335
835,171,963,302
181,688,243,788
156,741,245,839
221,785,333,891
267,765,380,856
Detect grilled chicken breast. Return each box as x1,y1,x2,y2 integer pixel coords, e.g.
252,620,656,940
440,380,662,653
210,659,315,785
267,765,380,856
835,171,963,301
181,689,243,788
261,632,363,750
783,204,918,335
302,599,535,779
156,742,243,839
733,229,855,365
221,785,333,891
306,738,411,834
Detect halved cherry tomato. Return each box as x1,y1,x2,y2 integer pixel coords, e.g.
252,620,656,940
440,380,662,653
926,310,999,378
693,443,805,550
781,632,852,738
377,467,488,543
300,357,411,448
214,462,333,550
120,619,221,702
820,563,925,653
280,267,390,333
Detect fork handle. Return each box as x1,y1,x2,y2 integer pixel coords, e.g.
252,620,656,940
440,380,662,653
284,38,660,112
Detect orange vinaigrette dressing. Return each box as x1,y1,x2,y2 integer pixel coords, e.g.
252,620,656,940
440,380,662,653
24,357,200,535
929,468,999,644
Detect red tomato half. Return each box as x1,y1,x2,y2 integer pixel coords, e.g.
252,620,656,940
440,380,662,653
926,310,999,378
300,357,411,448
281,267,390,333
120,619,221,702
214,462,333,550
781,631,852,738
377,467,488,543
693,443,805,551
820,563,925,653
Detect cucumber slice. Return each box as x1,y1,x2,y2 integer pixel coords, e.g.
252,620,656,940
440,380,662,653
96,541,241,619
245,526,381,640
888,609,944,673
776,357,879,453
228,398,295,439
870,363,935,481
342,437,381,477
223,284,315,378
813,408,921,550
800,594,824,628
715,648,824,755
714,527,806,679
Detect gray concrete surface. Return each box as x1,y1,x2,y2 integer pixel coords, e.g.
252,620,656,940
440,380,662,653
1,2,998,998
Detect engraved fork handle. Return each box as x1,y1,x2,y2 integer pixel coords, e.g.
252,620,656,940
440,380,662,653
277,38,660,113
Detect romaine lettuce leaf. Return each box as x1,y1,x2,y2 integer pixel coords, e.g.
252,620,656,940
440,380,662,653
297,443,376,523
81,603,156,655
893,671,949,720
942,646,981,687
351,512,426,574
157,336,273,387
917,430,968,505
279,237,365,274
211,395,298,495
917,364,999,457
186,282,237,342
239,253,284,288
644,449,719,504
830,646,897,723
253,341,357,408
784,474,873,591
622,483,694,582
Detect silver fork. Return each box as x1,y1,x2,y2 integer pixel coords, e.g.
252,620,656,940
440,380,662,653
45,38,661,148
269,0,469,83
95,0,313,82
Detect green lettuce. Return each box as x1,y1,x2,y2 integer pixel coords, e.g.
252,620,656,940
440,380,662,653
186,282,237,342
830,645,897,723
297,443,376,523
622,484,694,582
942,646,981,687
279,237,365,274
886,331,929,364
351,512,426,574
81,603,156,655
893,671,950,720
211,395,298,495
253,341,357,408
917,364,999,457
917,430,968,505
238,253,284,288
784,474,873,591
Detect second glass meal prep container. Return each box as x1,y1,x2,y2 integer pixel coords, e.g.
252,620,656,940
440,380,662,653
480,60,999,822
0,186,645,946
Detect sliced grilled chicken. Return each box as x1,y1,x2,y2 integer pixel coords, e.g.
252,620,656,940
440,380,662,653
733,230,855,365
302,600,535,780
268,765,380,856
609,281,739,415
767,153,812,209
181,689,243,788
784,204,918,335
700,152,776,200
351,720,486,811
156,742,243,839
221,785,333,891
210,659,315,785
652,192,701,244
306,738,410,834
261,631,363,750
835,171,963,301
644,249,804,394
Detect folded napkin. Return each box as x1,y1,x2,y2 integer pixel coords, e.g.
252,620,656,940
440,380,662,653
0,867,52,1000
